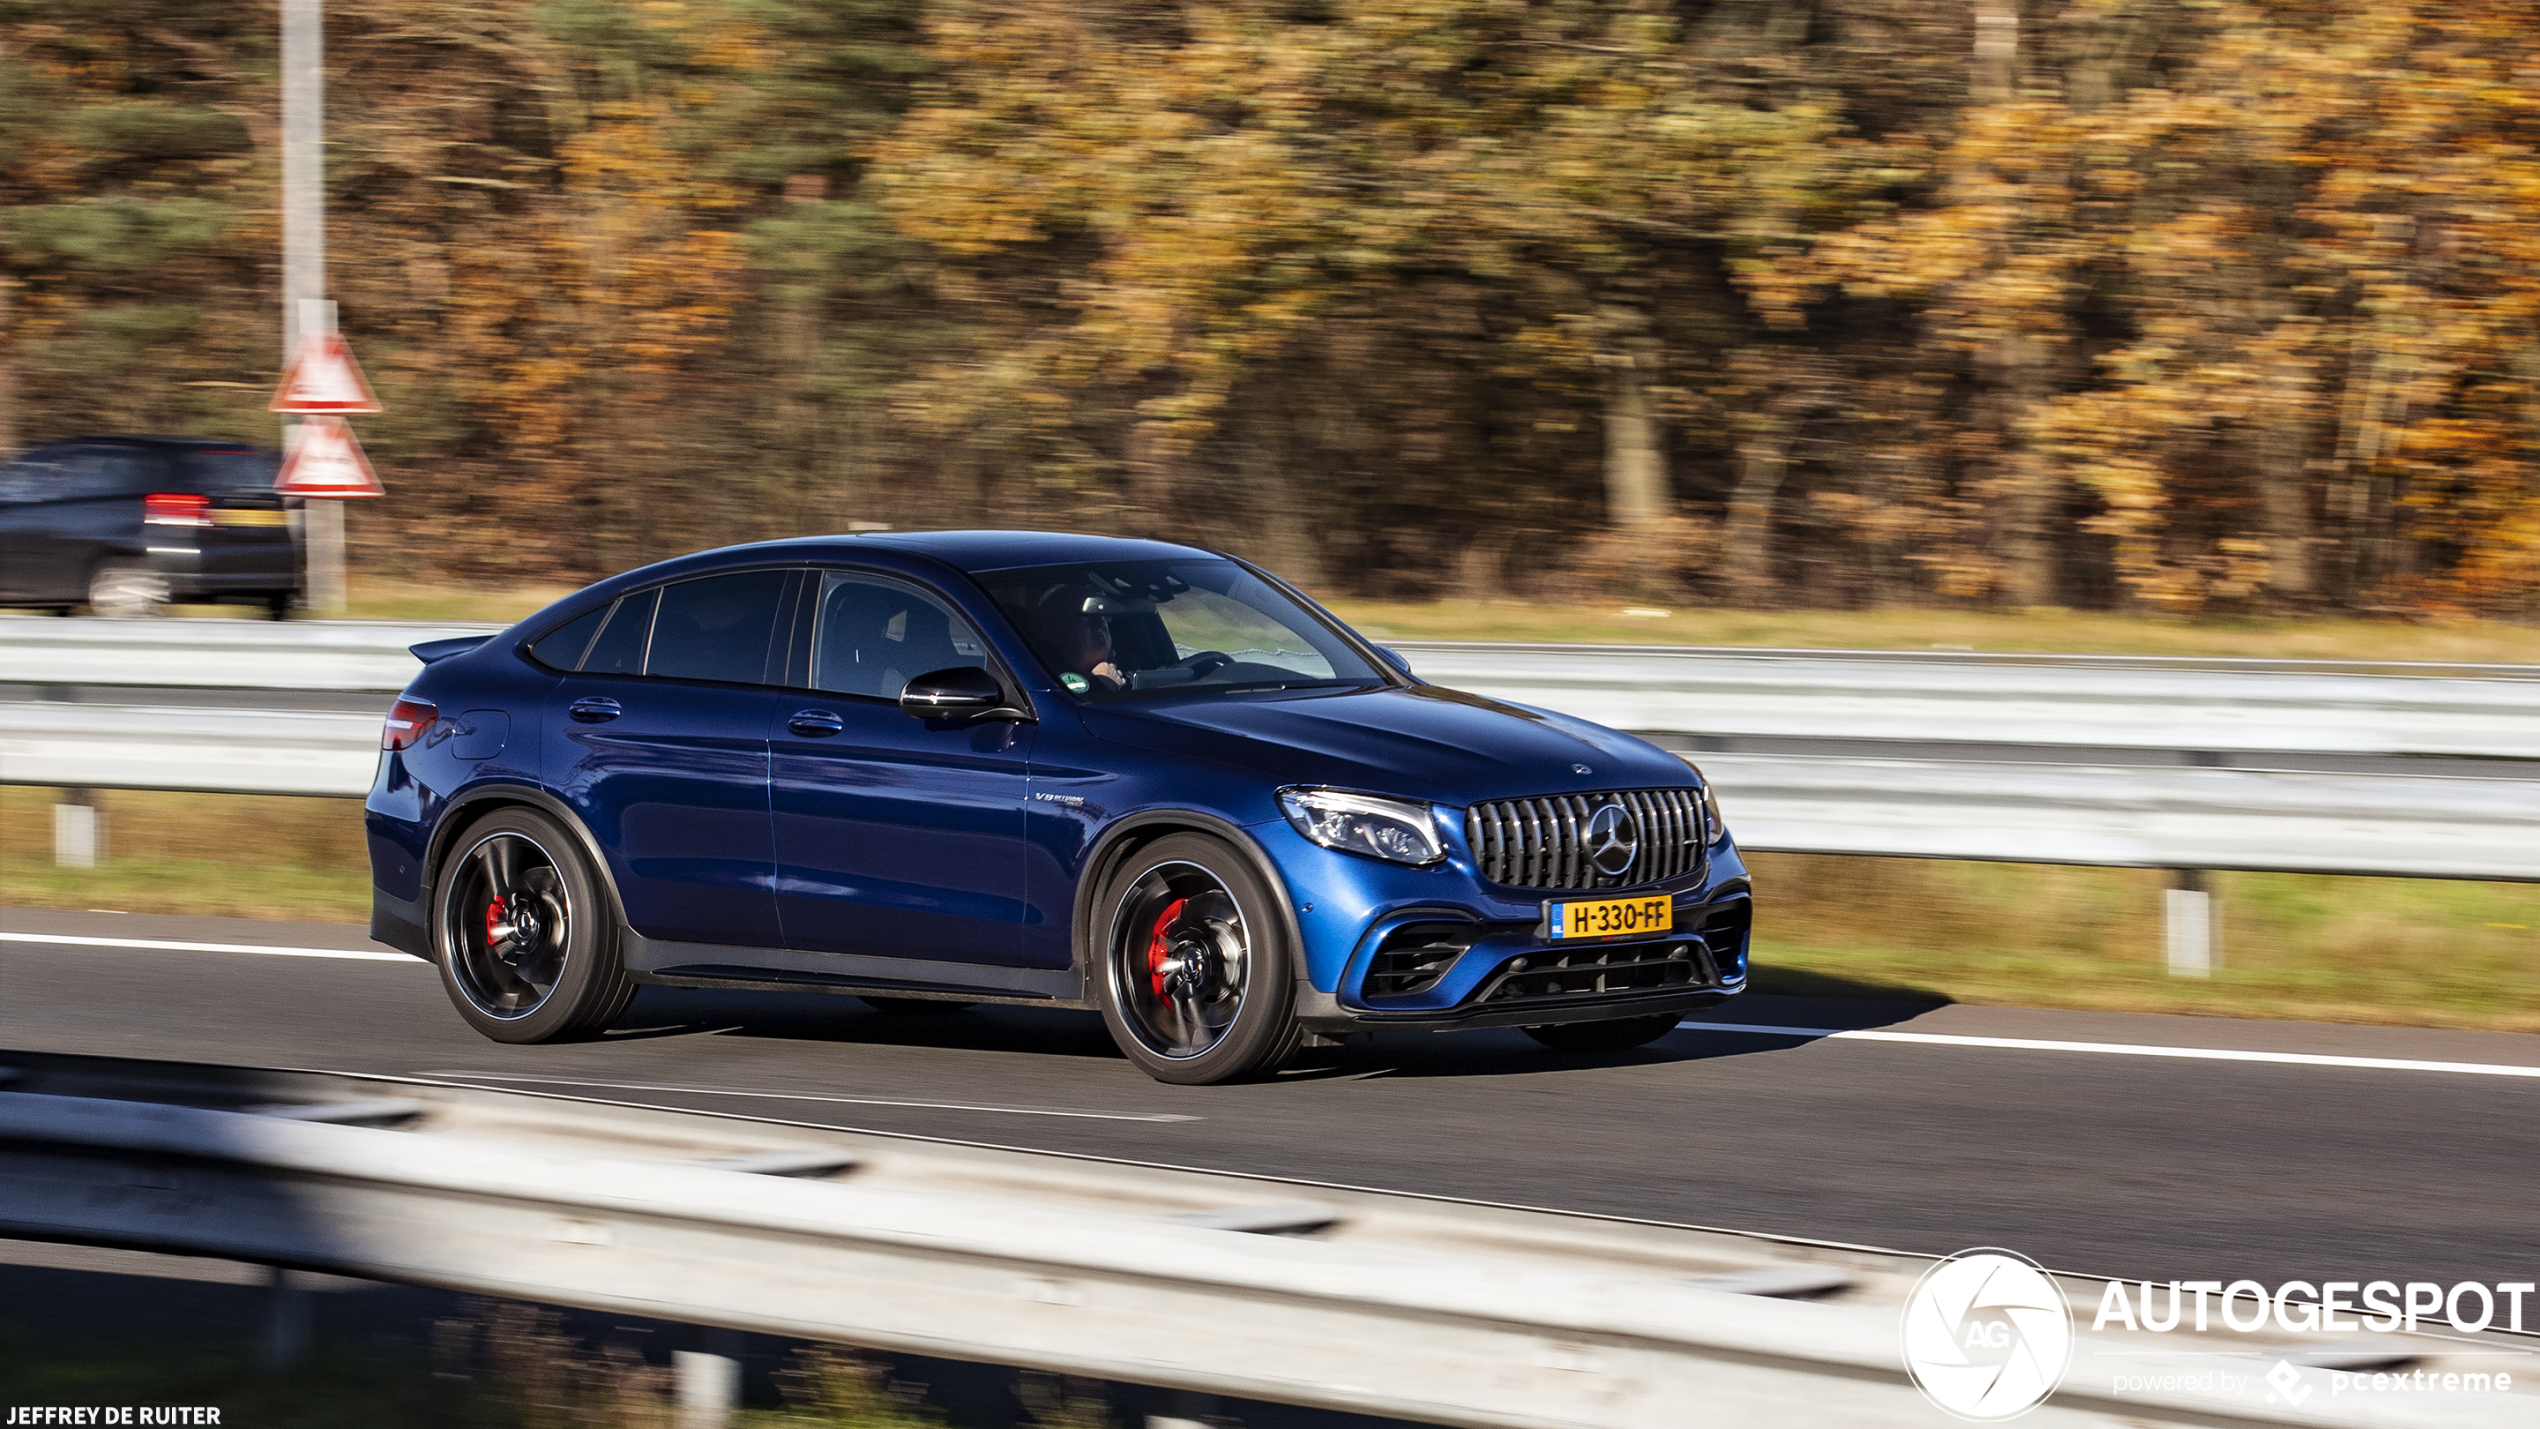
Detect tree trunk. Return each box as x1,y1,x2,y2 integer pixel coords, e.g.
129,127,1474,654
1598,305,1669,530
0,273,16,460
2253,350,2314,606
1993,334,2059,607
1724,424,1792,603
1973,0,2020,103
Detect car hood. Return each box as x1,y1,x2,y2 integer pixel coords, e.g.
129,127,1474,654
1079,683,1693,805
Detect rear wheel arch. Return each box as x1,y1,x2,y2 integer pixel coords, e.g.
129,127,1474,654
427,785,633,937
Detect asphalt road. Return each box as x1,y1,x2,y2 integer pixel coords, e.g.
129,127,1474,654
5,907,2536,1292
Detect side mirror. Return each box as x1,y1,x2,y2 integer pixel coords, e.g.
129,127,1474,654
1376,646,1413,677
899,666,1020,721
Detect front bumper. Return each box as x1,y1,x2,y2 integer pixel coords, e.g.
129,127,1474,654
1249,814,1753,1033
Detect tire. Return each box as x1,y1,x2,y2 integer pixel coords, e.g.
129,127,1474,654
860,996,975,1015
88,564,169,618
432,807,633,1043
259,592,294,620
1522,1013,1683,1054
1093,833,1302,1085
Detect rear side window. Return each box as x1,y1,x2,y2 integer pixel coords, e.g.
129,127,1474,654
528,606,610,673
28,444,159,499
809,572,994,699
581,589,657,675
646,570,788,684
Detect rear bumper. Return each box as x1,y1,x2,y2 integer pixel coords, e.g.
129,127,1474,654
371,886,431,960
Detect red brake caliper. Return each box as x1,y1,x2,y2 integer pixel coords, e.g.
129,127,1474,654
484,895,507,948
1146,897,1189,997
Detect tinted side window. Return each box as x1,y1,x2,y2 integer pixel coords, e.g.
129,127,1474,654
25,445,147,499
528,605,610,673
647,570,788,684
581,589,657,676
810,572,993,699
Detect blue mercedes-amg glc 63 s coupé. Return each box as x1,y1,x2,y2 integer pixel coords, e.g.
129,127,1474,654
366,532,1751,1083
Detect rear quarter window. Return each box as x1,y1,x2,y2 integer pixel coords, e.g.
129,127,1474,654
528,605,611,673
580,590,658,676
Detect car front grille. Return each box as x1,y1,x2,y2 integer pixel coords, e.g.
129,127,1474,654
1463,788,1705,891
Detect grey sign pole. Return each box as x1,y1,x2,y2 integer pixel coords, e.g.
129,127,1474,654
280,0,346,613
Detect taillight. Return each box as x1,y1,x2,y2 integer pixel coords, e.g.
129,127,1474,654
143,492,213,527
383,697,438,751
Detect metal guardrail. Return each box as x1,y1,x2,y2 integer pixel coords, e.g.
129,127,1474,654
2,621,2537,879
3,1054,2524,1428
0,617,493,692
1394,642,2540,760
0,702,380,797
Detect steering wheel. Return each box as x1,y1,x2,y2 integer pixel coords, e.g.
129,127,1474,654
1179,650,1233,676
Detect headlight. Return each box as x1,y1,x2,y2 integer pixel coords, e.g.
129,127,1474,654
1278,787,1445,866
1676,756,1728,844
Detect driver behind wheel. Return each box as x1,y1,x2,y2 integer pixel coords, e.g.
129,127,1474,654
1031,587,1128,693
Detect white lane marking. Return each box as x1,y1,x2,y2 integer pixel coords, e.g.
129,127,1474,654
431,1071,1200,1123
1678,1021,2540,1079
0,931,421,963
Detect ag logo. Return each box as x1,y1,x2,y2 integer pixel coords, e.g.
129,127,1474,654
1900,1248,2072,1421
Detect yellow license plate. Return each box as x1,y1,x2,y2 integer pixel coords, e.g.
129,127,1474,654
1546,895,1672,941
214,508,288,527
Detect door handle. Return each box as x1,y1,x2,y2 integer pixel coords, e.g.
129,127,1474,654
788,709,845,738
568,696,621,723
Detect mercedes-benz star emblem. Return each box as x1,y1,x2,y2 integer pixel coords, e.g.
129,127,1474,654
1583,802,1638,877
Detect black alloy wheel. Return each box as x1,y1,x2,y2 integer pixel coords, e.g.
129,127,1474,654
1095,833,1301,1085
432,807,632,1043
1522,1012,1683,1054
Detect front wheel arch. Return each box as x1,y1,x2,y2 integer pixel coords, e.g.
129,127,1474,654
1070,811,1306,996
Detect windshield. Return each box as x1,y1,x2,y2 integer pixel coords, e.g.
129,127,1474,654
981,559,1387,701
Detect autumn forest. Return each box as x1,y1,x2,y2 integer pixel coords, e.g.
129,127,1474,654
4,0,2538,617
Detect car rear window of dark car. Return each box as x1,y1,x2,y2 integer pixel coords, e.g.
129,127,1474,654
646,570,788,684
175,449,280,494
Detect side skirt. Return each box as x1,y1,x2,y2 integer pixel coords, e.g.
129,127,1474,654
621,932,1090,1010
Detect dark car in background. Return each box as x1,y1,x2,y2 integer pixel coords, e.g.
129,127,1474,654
0,436,300,617
367,531,1752,1085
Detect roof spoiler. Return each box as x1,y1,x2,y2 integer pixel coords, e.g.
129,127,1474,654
410,635,493,665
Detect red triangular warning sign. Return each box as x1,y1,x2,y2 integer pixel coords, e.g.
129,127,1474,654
274,417,385,497
269,331,383,414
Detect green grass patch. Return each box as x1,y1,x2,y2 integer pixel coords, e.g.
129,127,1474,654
1,785,371,921
1747,853,2540,1031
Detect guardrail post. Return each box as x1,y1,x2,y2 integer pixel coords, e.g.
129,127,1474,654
674,1327,743,1429
261,1265,313,1371
2164,870,2215,978
53,789,100,868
